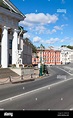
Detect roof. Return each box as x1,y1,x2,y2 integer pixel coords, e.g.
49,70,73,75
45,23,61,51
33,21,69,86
59,47,72,51
0,0,9,10
0,0,25,18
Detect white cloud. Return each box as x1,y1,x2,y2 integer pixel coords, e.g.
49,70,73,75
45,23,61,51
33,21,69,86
45,38,59,44
35,26,46,34
33,36,42,43
50,24,68,34
62,0,65,4
33,36,59,44
60,37,70,43
23,33,30,39
51,29,56,33
70,38,73,45
20,13,58,27
60,39,65,42
54,26,62,30
33,36,70,45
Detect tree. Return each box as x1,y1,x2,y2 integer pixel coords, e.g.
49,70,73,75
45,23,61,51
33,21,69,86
61,45,67,47
67,45,73,49
61,45,73,49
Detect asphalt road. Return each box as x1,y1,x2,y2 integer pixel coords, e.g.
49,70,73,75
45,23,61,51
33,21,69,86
0,66,73,110
0,77,73,110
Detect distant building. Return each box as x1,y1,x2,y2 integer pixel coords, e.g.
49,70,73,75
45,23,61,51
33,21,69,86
32,46,73,65
60,47,73,64
32,47,61,65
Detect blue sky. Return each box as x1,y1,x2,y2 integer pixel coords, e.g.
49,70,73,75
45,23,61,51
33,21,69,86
11,0,73,48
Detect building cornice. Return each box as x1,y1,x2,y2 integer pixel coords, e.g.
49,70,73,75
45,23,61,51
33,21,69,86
0,6,24,21
2,0,25,18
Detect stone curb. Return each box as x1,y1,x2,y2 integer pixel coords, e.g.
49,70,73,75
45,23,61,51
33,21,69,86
0,74,50,85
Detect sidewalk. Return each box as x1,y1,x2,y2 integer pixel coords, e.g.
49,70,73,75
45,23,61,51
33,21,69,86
0,73,50,85
0,76,34,85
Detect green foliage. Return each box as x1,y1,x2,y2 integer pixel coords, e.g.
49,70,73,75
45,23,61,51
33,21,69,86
61,45,67,47
67,45,73,49
61,45,73,49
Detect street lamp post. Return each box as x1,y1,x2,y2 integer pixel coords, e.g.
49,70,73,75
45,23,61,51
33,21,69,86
55,51,56,65
39,45,44,76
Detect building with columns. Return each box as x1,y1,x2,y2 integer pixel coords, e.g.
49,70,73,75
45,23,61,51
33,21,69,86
0,0,26,68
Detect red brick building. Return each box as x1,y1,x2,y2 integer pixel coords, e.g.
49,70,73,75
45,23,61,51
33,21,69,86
32,48,61,65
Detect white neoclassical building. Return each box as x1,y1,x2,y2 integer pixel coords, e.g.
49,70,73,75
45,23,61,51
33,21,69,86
0,0,26,68
60,47,73,64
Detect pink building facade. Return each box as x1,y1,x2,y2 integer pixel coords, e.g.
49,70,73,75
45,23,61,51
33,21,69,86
32,48,61,65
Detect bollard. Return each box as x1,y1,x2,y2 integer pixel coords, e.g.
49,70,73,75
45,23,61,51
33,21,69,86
39,65,43,76
31,74,33,78
21,75,23,80
9,76,12,83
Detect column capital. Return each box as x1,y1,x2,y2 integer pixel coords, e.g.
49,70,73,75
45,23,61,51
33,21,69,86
14,29,20,33
3,26,10,30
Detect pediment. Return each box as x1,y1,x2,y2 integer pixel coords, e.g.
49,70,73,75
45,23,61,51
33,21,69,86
0,0,24,17
0,0,9,10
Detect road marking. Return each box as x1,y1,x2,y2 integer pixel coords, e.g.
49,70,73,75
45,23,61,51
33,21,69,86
35,98,37,101
70,108,73,111
23,87,25,90
0,108,4,110
56,66,73,76
0,78,73,104
48,109,50,110
48,87,50,89
9,98,12,101
61,98,63,101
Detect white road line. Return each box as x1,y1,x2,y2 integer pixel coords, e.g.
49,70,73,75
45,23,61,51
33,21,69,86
0,78,73,104
0,109,4,110
56,66,73,76
61,98,63,101
70,108,73,111
35,98,37,101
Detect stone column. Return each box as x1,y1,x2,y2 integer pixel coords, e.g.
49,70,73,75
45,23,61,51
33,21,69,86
12,29,18,65
1,26,8,68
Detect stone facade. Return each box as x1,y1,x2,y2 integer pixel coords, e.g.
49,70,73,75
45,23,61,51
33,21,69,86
0,0,32,68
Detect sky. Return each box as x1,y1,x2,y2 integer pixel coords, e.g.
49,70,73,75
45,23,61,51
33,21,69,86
10,0,73,48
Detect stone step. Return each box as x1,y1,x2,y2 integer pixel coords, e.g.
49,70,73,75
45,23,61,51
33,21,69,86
0,68,19,79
